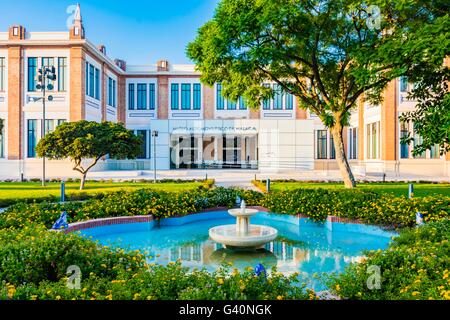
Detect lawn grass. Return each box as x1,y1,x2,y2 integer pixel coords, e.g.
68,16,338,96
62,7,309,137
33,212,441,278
267,181,450,197
0,180,211,207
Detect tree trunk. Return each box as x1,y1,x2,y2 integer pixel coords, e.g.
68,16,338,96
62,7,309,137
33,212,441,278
80,173,87,190
331,125,356,188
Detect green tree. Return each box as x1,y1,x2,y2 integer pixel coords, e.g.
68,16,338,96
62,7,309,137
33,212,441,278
0,118,3,133
187,0,449,187
36,121,142,190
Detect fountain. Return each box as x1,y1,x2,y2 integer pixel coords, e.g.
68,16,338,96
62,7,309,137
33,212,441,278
209,200,278,249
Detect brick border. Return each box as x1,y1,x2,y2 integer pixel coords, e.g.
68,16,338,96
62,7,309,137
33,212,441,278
64,206,365,233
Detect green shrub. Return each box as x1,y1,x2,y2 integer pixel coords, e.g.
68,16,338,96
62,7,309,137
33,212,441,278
0,226,313,300
325,220,450,300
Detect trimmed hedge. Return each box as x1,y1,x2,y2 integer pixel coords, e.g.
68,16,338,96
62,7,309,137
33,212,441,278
0,187,263,230
1,187,448,230
325,220,450,300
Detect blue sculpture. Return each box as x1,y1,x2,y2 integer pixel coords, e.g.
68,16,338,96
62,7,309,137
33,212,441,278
52,211,69,230
254,263,267,279
236,195,242,206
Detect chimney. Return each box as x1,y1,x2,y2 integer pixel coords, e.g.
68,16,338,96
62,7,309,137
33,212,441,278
9,25,26,40
69,3,85,40
156,60,169,72
114,59,126,71
98,44,107,55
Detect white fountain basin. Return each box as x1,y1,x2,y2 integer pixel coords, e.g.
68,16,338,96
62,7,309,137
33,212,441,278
209,224,278,249
228,208,259,218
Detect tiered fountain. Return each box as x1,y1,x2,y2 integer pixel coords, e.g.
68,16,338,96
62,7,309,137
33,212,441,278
209,200,278,250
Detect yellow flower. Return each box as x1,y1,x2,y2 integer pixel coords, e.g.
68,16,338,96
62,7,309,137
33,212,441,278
412,291,420,296
56,295,61,300
217,278,224,285
133,293,140,300
443,274,449,279
335,285,340,292
106,294,113,300
276,295,284,300
31,295,38,300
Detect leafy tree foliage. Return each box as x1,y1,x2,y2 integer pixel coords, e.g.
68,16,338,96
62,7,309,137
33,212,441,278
36,121,142,189
187,0,449,187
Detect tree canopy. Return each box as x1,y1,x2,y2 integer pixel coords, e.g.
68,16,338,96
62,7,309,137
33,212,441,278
36,121,142,189
187,0,449,187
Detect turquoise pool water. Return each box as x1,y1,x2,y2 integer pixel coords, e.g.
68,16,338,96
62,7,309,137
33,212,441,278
79,211,395,291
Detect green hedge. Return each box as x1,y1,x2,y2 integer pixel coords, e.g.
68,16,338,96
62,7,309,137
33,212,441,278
0,226,313,300
0,187,263,230
325,220,450,300
1,187,448,231
261,189,450,228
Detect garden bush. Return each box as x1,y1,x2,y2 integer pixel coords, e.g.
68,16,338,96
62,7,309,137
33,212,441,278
325,220,450,300
0,226,313,300
261,189,450,227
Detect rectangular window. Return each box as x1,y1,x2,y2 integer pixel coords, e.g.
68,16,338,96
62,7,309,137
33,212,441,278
85,62,89,95
28,57,37,92
89,65,95,97
316,130,327,159
349,128,358,160
128,84,135,110
44,119,55,134
149,83,156,110
367,122,380,159
112,79,116,107
330,133,336,159
108,78,112,106
27,119,37,158
57,57,67,92
400,76,408,92
430,144,440,159
0,57,5,92
171,84,179,110
136,130,148,159
95,68,100,99
273,84,283,110
216,84,224,110
239,96,246,110
0,120,4,158
400,121,409,159
57,119,66,126
193,83,201,110
42,58,55,89
263,84,271,110
181,84,191,110
285,93,293,110
413,133,426,159
227,100,236,110
137,84,147,110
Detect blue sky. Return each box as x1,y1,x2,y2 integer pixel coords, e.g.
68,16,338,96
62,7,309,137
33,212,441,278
0,0,219,64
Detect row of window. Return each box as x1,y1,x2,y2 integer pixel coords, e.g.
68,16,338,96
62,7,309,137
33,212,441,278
27,119,66,158
216,84,247,110
28,57,68,92
128,83,156,110
171,83,202,110
315,122,440,161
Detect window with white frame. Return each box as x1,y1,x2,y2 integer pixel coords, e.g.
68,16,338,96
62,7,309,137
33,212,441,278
366,122,380,159
0,57,5,92
399,119,440,159
216,83,247,110
107,77,116,107
348,127,358,160
85,62,100,100
134,130,151,159
262,83,294,110
27,57,68,93
170,82,201,110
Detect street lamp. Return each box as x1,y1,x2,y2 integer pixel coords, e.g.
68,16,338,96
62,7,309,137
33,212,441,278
151,130,158,183
33,65,56,187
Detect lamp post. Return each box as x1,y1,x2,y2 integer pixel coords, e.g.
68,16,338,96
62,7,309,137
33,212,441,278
152,130,159,183
34,65,56,187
